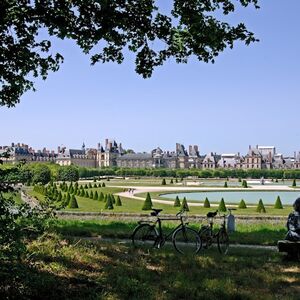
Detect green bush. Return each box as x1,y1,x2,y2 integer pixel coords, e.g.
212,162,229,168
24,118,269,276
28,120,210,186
102,182,106,187
181,197,189,212
111,194,116,204
174,196,180,207
292,179,296,187
203,197,210,208
142,193,153,210
218,198,227,212
242,180,248,188
89,190,94,199
99,192,104,201
94,191,98,200
170,179,173,184
105,194,114,210
274,196,283,209
68,195,79,209
162,178,166,185
224,181,228,188
256,199,266,213
116,196,122,206
238,199,247,209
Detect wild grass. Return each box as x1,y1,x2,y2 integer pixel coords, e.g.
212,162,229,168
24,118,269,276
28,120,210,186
0,233,299,300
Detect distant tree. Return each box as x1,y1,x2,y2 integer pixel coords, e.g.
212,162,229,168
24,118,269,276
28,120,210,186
274,196,283,209
32,164,51,185
204,197,210,208
68,195,79,209
256,199,266,213
162,178,166,185
94,191,99,200
292,179,297,187
181,197,189,212
142,193,153,210
224,181,228,188
219,198,227,212
116,196,122,206
174,196,181,207
57,165,79,182
238,199,247,209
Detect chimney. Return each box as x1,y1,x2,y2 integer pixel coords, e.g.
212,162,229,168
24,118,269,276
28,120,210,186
238,152,240,157
194,145,199,152
97,143,100,149
58,146,61,153
105,139,109,148
249,145,251,150
189,145,193,155
256,145,258,149
294,152,297,159
11,142,14,147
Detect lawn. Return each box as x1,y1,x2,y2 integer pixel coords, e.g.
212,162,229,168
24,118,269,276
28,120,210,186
0,233,299,300
52,219,287,246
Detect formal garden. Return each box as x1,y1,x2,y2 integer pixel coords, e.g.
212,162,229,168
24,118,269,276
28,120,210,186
1,162,300,299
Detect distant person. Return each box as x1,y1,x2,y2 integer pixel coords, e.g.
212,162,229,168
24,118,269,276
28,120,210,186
285,198,300,241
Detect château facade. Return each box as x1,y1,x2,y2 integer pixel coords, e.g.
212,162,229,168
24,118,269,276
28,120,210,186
1,141,300,170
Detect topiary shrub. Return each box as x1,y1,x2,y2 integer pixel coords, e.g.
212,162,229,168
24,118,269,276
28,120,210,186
111,194,116,204
161,178,166,185
174,196,180,207
68,195,79,209
94,191,98,200
105,194,114,209
102,182,106,187
292,179,296,187
85,191,89,198
238,199,247,209
242,180,248,188
256,199,266,213
116,196,122,206
98,192,104,201
142,193,153,210
274,196,283,209
203,197,210,208
170,179,173,184
218,198,227,212
181,197,189,212
88,183,92,188
89,190,94,199
224,181,228,188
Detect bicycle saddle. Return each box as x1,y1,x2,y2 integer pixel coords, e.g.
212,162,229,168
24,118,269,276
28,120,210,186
207,211,218,218
151,208,163,216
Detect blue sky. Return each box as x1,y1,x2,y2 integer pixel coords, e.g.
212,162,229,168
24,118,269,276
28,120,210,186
1,0,299,156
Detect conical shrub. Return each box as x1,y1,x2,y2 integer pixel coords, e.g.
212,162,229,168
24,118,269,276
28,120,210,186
256,199,266,213
68,195,79,209
274,196,283,209
292,179,296,187
181,197,189,212
224,181,228,188
94,191,98,200
162,178,166,185
238,199,247,209
89,191,94,199
218,198,227,212
142,193,153,210
174,196,181,207
116,196,122,206
204,197,210,208
99,192,104,201
105,194,114,210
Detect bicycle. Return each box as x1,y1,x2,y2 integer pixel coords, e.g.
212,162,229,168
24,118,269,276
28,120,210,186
131,208,202,255
198,208,235,255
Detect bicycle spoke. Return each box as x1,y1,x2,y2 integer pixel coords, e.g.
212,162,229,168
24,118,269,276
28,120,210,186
132,224,158,249
173,227,202,255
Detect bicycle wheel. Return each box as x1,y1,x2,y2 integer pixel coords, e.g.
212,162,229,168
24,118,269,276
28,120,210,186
199,226,213,249
172,227,202,255
132,224,158,248
217,230,229,255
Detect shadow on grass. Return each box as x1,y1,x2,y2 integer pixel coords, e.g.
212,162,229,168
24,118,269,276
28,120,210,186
1,234,299,300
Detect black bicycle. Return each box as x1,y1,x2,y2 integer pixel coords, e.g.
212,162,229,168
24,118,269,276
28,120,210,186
198,209,235,255
132,208,202,255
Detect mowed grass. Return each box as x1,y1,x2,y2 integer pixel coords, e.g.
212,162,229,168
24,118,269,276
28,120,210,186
1,233,299,300
52,219,287,246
